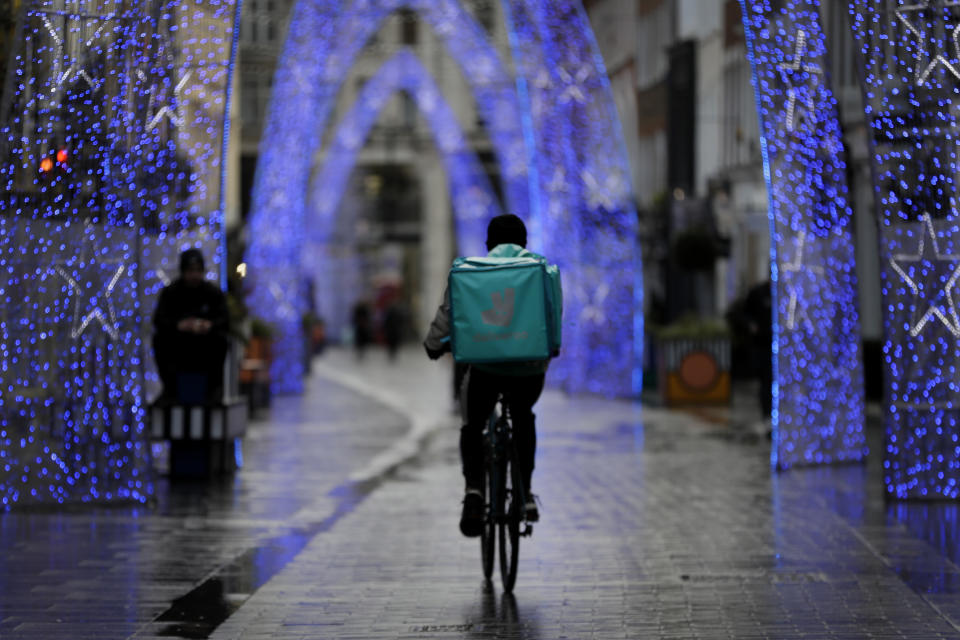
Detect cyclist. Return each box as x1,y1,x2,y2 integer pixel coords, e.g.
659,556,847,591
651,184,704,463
424,214,555,537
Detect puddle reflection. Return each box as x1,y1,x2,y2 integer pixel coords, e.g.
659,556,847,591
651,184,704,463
463,581,541,639
887,501,960,594
772,435,960,596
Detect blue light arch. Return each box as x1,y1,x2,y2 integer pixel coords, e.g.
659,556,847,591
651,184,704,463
848,0,960,498
305,48,504,335
245,0,643,397
738,0,866,469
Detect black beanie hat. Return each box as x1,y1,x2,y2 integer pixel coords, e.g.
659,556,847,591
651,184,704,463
486,214,527,251
179,248,205,273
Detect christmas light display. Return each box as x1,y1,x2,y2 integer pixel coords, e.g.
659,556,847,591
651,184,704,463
246,0,642,396
848,1,960,498
306,48,504,332
500,0,641,394
0,0,240,507
739,0,866,468
307,48,504,255
245,0,530,393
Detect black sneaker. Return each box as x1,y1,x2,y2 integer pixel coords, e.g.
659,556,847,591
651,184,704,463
524,493,540,523
460,490,484,537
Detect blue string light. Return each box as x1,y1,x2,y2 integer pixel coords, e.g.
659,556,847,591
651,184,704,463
739,0,867,469
0,0,240,507
849,0,960,499
246,0,642,396
305,48,504,334
245,0,532,394
307,49,503,256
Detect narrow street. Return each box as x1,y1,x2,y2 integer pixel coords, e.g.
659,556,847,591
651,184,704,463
0,347,958,638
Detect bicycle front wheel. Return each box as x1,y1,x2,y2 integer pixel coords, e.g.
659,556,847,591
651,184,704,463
498,449,521,592
480,464,495,580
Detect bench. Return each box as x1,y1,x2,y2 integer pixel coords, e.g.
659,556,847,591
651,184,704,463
149,399,248,478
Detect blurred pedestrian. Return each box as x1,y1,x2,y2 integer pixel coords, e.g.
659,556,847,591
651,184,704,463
351,300,373,360
743,278,772,437
382,301,404,360
153,249,229,404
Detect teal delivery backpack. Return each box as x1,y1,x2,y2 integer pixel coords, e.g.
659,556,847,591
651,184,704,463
449,255,562,363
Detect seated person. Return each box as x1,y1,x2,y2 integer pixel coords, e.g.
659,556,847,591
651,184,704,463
152,249,229,404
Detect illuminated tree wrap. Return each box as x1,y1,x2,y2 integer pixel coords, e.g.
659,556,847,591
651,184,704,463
0,0,239,507
246,0,642,396
848,1,960,498
739,0,866,469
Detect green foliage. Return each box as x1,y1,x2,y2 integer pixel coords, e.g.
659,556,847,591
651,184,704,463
250,316,275,340
652,314,730,340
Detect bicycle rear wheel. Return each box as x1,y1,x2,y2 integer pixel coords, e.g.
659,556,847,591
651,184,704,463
498,449,521,592
480,465,495,580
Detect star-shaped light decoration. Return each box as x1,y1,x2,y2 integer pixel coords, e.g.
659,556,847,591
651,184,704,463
547,166,567,194
578,280,610,326
896,0,960,86
889,212,960,338
41,16,108,92
557,63,592,104
532,68,554,91
777,29,823,133
581,169,626,212
781,230,825,331
153,266,174,287
269,282,298,321
142,69,192,131
140,34,191,131
292,60,318,91
51,261,126,341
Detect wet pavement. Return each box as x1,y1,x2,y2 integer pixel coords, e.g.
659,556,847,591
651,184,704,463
2,347,960,638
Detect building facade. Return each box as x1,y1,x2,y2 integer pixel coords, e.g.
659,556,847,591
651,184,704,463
584,0,882,347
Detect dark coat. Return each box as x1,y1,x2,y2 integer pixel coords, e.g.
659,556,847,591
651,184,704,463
153,279,229,340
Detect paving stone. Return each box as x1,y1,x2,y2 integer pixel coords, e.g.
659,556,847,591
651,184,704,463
2,348,960,638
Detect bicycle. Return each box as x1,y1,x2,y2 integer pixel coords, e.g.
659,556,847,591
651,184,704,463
479,396,533,592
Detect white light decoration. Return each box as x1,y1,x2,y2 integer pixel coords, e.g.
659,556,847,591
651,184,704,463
896,0,960,85
849,0,960,498
740,0,867,468
781,231,824,332
54,263,126,341
0,0,241,507
889,213,960,338
777,29,822,132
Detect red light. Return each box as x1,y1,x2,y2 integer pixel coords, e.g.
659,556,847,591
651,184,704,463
39,157,53,173
56,148,68,164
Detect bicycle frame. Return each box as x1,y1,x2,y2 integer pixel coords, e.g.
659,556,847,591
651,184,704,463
483,399,532,531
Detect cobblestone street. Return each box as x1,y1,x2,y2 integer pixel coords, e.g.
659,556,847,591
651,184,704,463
2,347,960,638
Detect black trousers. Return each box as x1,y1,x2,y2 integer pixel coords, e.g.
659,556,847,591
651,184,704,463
153,331,227,403
461,367,545,494
753,342,772,418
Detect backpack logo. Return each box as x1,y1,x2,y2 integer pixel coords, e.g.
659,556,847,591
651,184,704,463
481,288,515,327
